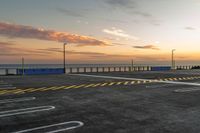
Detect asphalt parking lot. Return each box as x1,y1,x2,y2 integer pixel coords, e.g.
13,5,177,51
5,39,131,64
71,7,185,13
0,70,200,133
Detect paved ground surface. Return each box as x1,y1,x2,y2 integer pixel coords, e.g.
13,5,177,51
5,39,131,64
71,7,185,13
0,70,200,133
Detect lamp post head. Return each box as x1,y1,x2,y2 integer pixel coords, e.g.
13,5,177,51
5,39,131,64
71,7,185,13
64,41,68,45
172,49,176,52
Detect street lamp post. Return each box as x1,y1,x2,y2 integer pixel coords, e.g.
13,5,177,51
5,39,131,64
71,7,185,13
63,42,67,73
172,49,176,70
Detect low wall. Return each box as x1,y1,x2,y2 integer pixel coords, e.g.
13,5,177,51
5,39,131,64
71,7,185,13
151,66,171,71
17,68,65,75
0,65,199,76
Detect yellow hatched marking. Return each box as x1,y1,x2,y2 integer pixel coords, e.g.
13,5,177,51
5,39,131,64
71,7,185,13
64,85,77,89
51,86,67,90
24,88,38,92
12,89,26,94
130,81,136,84
73,84,86,89
100,83,108,87
142,80,147,84
136,81,141,84
92,83,101,87
40,87,56,91
178,78,183,80
108,82,116,86
0,90,12,94
145,80,151,83
116,82,123,85
124,81,129,85
84,84,96,88
163,79,169,81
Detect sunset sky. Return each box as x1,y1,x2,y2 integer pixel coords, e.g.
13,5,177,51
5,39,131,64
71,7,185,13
0,0,200,65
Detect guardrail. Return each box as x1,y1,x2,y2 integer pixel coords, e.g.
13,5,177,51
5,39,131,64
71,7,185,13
0,65,200,76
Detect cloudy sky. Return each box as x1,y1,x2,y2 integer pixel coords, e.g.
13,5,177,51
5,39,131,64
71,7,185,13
0,0,200,65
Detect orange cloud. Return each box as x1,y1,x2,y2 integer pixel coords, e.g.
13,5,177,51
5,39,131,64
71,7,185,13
0,22,109,46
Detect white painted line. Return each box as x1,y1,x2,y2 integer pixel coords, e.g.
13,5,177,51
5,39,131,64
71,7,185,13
0,84,12,87
13,121,84,133
174,88,200,92
71,74,200,86
0,97,36,104
0,106,55,118
0,87,16,89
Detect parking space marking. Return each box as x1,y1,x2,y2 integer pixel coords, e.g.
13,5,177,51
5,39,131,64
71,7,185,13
13,121,84,133
0,97,35,104
0,106,55,118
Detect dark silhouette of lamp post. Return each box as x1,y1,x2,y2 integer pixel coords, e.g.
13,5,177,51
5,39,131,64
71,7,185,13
172,49,176,70
63,42,67,73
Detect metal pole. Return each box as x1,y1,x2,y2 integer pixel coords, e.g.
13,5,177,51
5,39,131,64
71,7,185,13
64,44,65,73
131,59,133,71
63,42,67,73
172,49,175,70
22,57,24,75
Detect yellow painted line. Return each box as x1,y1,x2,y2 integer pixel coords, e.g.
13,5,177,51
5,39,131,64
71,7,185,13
142,80,147,84
92,83,101,87
124,81,129,85
108,82,116,86
12,89,26,94
40,87,56,91
100,83,108,87
163,79,169,81
0,90,12,95
51,86,67,90
84,84,96,88
145,80,151,83
73,84,86,89
0,89,24,95
64,85,77,89
136,81,141,84
130,81,136,84
116,82,123,85
24,88,40,92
